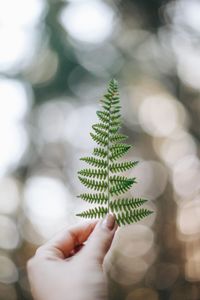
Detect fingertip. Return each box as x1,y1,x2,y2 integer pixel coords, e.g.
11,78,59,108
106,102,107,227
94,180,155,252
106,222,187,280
101,213,116,231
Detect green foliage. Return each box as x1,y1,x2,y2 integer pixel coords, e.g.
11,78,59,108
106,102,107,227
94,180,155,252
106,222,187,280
116,209,153,226
110,198,148,212
109,161,138,173
77,79,153,226
76,206,108,219
77,193,108,205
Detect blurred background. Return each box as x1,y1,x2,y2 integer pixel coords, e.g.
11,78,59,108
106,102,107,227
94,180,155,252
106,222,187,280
0,0,200,299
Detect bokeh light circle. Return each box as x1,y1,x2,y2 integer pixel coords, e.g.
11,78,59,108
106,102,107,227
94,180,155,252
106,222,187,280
60,0,115,44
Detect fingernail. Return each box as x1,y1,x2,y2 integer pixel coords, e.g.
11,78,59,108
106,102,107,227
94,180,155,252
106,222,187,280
102,213,115,230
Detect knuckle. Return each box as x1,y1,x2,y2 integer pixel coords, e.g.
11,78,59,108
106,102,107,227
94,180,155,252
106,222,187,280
35,246,45,257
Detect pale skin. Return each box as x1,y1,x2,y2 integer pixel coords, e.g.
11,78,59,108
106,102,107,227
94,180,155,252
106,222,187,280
27,214,118,300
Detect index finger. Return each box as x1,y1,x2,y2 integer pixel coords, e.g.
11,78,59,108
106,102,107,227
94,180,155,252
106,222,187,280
36,221,98,259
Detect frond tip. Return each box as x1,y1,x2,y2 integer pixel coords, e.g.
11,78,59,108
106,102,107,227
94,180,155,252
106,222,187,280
76,79,153,226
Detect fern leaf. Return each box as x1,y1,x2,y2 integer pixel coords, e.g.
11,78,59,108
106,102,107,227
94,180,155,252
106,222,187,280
100,98,111,107
110,198,148,212
111,96,120,105
110,114,121,121
97,111,110,123
78,168,108,180
110,108,121,115
110,161,138,173
76,206,108,219
92,123,109,131
77,193,108,204
77,79,153,225
110,133,127,143
110,120,121,127
90,132,108,147
109,126,121,134
80,157,107,168
111,99,120,105
116,209,153,226
93,147,107,158
102,104,110,111
112,105,121,110
92,127,108,139
110,143,131,152
101,99,110,107
110,178,135,196
104,93,112,100
78,176,108,191
110,175,135,184
109,144,131,161
101,95,112,107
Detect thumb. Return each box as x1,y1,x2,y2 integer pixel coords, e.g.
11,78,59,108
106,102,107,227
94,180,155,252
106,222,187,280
82,214,118,264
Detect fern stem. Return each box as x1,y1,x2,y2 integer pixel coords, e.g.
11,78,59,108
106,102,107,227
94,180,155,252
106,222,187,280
107,106,111,212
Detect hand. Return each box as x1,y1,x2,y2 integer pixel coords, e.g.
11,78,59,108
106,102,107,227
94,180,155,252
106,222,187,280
27,214,118,300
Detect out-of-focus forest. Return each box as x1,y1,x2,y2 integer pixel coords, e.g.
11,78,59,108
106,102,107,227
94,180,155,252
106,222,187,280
0,0,200,299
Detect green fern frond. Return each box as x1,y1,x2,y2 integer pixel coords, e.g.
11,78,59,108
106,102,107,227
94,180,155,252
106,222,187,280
110,114,121,121
109,161,139,173
102,104,110,111
92,123,109,131
97,111,110,123
93,147,107,158
110,120,121,127
110,198,148,212
110,175,135,185
90,132,108,147
111,100,120,105
110,178,135,196
92,127,109,139
110,133,127,143
110,108,121,114
78,168,107,180
109,126,121,134
116,209,153,226
80,157,107,168
78,176,108,191
77,193,108,204
110,143,131,152
76,206,108,219
109,144,131,161
104,93,112,100
100,98,111,109
76,79,153,225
